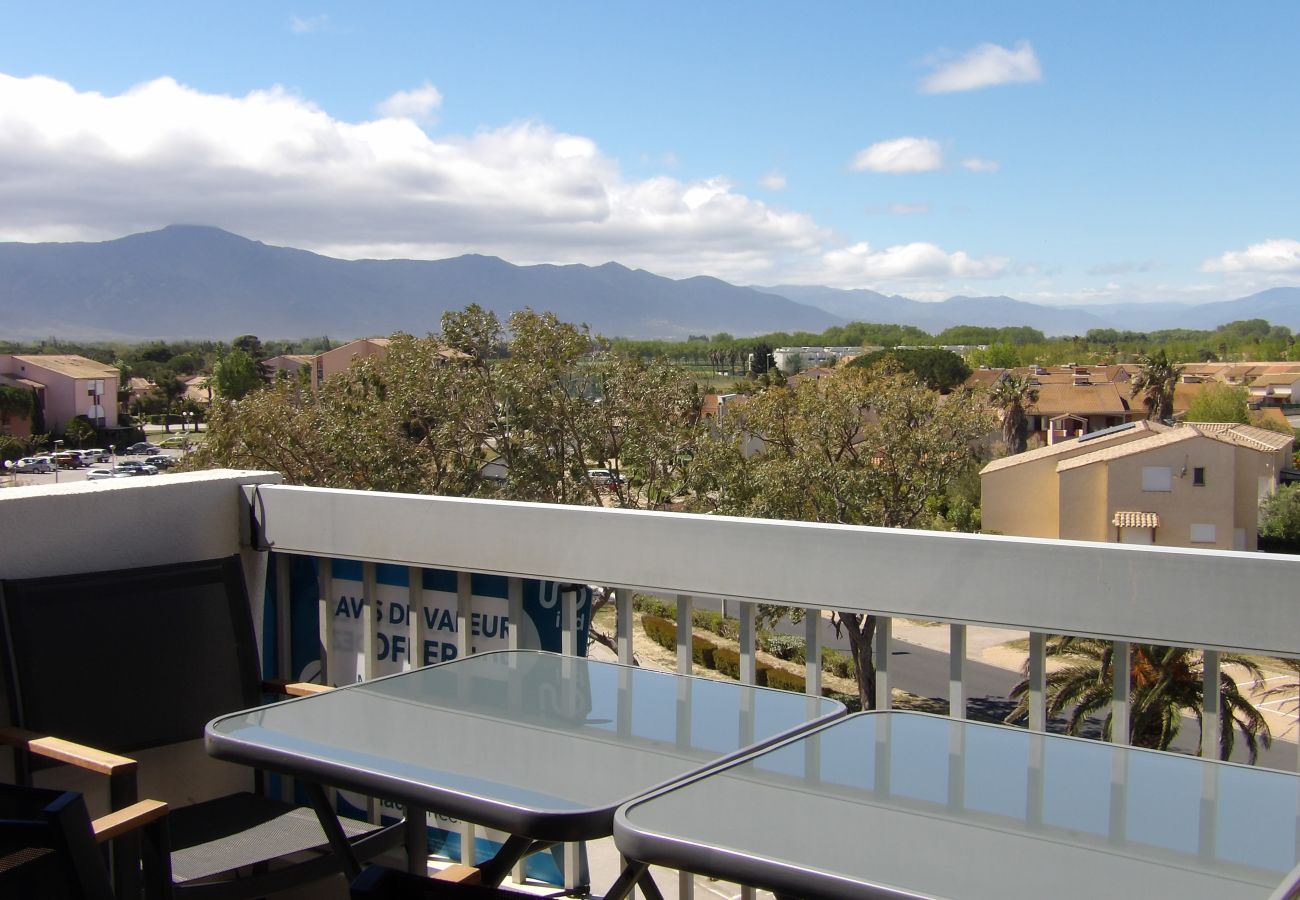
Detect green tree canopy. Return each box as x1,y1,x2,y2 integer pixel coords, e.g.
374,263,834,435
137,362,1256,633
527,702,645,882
196,307,703,511
1184,382,1249,424
1259,484,1300,547
847,348,971,392
687,367,993,709
212,349,264,401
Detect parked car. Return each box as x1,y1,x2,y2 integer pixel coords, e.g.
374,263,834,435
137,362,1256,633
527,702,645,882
53,451,86,469
113,460,158,476
12,456,55,474
125,442,161,455
144,454,175,469
81,448,111,463
87,468,134,480
158,436,191,449
586,468,625,485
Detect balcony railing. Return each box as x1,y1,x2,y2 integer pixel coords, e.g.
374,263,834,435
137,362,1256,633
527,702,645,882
243,481,1298,762
3,471,1298,895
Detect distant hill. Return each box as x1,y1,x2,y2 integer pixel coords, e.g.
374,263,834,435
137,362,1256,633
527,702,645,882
0,226,1297,341
0,226,841,341
762,285,1300,335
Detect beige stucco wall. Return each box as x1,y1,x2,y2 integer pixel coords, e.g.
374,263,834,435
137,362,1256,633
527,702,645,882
981,457,1061,537
981,428,1156,538
1057,465,1110,542
315,339,389,386
1103,437,1238,549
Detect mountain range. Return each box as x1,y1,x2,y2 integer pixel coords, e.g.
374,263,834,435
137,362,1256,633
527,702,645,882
1,225,1297,341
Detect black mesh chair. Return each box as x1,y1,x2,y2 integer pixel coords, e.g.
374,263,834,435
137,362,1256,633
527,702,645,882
0,556,403,899
0,783,171,900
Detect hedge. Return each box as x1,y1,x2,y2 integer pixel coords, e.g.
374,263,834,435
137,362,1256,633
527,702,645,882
640,615,677,651
711,647,770,686
764,667,806,692
640,614,718,667
822,648,855,679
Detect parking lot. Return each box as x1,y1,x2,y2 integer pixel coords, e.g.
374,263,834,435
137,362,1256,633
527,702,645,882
2,446,190,487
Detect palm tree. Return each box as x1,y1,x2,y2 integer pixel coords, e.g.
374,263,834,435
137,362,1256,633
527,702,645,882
1005,638,1272,763
989,373,1039,454
1130,349,1183,422
1263,659,1300,737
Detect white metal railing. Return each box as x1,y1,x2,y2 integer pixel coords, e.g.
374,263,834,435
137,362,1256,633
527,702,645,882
243,482,1300,889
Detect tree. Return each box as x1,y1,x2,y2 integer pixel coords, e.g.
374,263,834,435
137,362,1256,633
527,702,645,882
749,342,775,377
687,366,993,709
151,375,188,432
212,349,264,401
989,373,1039,454
197,306,702,511
847,348,971,393
1130,349,1183,422
63,416,98,448
1259,484,1300,548
1005,639,1271,762
1184,382,1249,424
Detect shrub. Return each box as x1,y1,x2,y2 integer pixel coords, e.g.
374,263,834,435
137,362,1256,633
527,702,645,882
632,595,675,619
713,647,740,679
759,632,806,664
693,609,724,634
764,667,806,693
640,615,677,651
691,634,717,668
711,648,769,686
822,649,855,679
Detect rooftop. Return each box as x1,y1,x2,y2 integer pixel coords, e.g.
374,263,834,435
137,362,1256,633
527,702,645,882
5,354,118,379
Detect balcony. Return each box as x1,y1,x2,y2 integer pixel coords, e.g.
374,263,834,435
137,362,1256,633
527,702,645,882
2,469,1298,897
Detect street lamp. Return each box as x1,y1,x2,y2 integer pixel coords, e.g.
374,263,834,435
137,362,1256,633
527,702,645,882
52,439,63,484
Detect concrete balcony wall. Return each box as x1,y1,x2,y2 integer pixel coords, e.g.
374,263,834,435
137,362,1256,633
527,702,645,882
0,470,282,808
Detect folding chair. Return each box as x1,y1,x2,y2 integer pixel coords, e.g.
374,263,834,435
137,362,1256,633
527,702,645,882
0,555,403,899
0,782,170,900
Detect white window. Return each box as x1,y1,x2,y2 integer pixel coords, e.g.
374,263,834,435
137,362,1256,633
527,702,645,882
1142,466,1173,492
1191,524,1216,544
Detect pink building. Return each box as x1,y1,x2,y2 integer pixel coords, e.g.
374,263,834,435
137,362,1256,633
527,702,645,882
0,355,119,432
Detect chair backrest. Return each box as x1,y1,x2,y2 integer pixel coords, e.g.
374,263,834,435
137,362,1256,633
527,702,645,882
0,556,262,762
0,783,114,900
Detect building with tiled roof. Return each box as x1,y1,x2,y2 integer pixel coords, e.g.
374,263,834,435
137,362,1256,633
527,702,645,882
0,354,118,432
981,421,1294,550
312,338,393,389
1248,372,1300,407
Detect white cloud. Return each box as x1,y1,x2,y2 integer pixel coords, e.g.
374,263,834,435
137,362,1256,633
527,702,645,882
887,202,930,216
759,170,786,191
0,72,1015,292
1202,239,1300,274
820,241,1008,282
960,157,999,173
289,14,329,34
376,82,443,123
920,41,1042,94
851,137,943,174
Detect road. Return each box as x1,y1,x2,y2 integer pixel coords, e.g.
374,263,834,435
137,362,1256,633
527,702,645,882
888,637,1298,770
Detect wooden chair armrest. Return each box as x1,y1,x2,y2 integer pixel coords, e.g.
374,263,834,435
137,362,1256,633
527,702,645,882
92,799,168,843
262,679,334,697
432,864,481,884
0,726,136,775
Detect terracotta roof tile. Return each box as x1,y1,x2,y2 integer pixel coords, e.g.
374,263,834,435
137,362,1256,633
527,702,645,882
1112,511,1159,528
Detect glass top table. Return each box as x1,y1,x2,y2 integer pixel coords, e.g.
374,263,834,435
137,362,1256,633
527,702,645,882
207,650,844,848
614,711,1300,900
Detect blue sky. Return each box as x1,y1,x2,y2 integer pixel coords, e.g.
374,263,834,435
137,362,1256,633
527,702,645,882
1,1,1297,305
